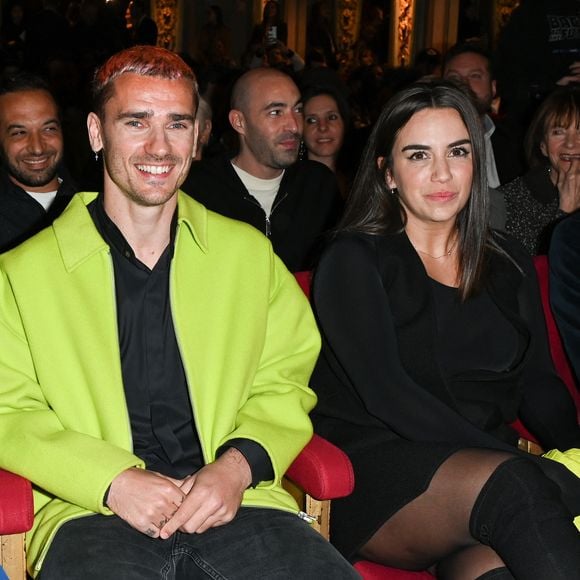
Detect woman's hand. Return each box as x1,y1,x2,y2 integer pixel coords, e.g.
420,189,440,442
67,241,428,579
556,157,580,213
556,61,580,86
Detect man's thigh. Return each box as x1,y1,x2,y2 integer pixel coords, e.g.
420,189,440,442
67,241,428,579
175,507,359,579
39,514,175,580
39,509,359,580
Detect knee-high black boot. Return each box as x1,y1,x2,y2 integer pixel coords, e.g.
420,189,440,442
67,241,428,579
470,456,580,579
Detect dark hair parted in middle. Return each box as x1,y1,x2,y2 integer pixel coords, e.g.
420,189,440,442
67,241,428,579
301,84,351,129
338,79,494,299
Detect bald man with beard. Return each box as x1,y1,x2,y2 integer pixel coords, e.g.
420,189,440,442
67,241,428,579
182,68,342,272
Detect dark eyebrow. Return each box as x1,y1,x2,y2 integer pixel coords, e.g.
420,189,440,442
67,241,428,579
401,138,471,152
169,113,195,122
449,138,471,147
42,117,61,126
116,111,195,122
263,98,303,111
401,143,430,152
264,101,287,110
7,118,61,131
116,111,151,120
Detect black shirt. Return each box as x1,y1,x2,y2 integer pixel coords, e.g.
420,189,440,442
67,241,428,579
89,195,273,485
0,167,76,252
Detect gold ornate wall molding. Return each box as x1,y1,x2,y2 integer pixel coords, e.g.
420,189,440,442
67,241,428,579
153,0,178,50
335,0,363,69
493,0,520,43
391,0,416,67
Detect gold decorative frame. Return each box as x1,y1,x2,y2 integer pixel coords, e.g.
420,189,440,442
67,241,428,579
335,0,363,69
153,0,177,50
391,0,416,67
493,0,521,43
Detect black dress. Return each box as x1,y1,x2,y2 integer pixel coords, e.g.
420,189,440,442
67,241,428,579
310,231,580,558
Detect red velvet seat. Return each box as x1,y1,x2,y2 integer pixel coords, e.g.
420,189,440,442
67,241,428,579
353,561,435,579
0,468,33,580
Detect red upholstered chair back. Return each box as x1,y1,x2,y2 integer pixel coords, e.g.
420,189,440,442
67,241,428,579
294,270,312,299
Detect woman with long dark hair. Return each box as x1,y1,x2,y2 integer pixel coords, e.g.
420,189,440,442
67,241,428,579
301,84,353,198
311,80,580,579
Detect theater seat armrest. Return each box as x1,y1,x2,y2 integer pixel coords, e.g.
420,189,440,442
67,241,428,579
0,469,34,534
285,434,354,500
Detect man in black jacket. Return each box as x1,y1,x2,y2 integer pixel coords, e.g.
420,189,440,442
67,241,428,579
181,68,342,272
0,73,76,252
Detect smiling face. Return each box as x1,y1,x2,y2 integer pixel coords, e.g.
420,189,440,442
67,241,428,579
541,116,580,176
384,107,473,230
230,71,303,178
303,94,345,163
0,89,63,192
87,73,198,209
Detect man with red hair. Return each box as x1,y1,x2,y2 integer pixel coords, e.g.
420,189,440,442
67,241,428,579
0,46,356,579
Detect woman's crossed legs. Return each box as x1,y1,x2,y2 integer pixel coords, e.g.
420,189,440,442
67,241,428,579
359,449,580,580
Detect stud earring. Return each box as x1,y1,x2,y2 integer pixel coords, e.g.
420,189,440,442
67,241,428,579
390,187,398,195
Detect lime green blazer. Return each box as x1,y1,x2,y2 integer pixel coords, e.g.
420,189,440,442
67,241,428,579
0,192,319,575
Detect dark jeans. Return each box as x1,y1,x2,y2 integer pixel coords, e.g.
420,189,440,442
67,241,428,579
39,507,360,579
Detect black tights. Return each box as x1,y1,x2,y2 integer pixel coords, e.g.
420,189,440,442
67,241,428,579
358,449,580,580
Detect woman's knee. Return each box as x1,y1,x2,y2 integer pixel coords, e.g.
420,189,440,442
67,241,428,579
437,544,510,580
470,456,569,545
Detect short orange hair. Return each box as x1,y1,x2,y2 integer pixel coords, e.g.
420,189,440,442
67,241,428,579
92,45,198,118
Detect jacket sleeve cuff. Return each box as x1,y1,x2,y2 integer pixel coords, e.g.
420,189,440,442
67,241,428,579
216,438,274,488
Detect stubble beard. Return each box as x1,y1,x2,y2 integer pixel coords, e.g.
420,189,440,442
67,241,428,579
106,152,187,208
248,128,300,171
270,147,298,169
5,155,60,189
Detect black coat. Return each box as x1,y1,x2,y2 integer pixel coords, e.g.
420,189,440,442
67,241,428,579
310,230,580,556
549,210,580,384
490,117,526,185
0,168,77,252
311,230,580,452
182,156,342,272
